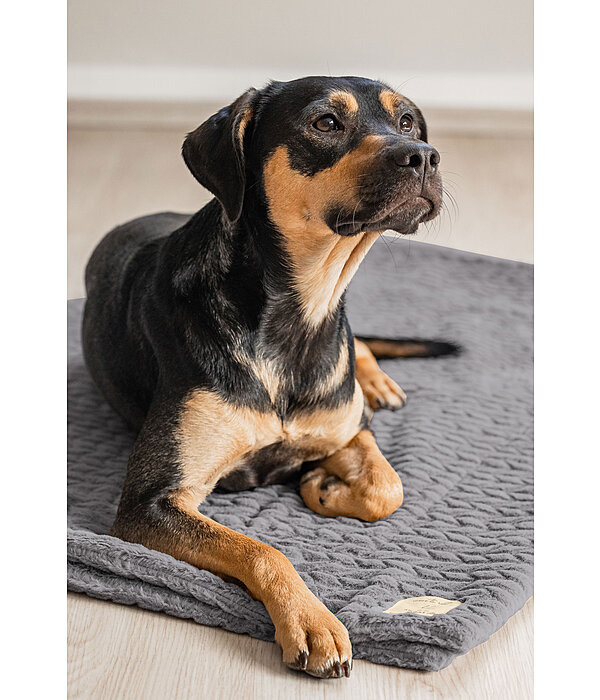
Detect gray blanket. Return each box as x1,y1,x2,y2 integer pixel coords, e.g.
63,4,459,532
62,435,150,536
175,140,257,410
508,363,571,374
67,238,533,671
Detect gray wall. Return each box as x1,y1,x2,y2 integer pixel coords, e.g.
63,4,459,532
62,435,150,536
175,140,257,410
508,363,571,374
68,0,533,108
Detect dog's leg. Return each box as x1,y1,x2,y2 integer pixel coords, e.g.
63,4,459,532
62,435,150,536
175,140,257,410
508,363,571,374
110,396,352,679
300,430,403,521
354,338,407,411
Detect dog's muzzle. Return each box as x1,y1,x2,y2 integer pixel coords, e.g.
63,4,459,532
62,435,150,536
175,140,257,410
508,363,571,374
327,141,443,237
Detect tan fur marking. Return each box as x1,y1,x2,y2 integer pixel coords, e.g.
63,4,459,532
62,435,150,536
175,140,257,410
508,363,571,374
252,356,281,403
329,90,359,114
233,348,282,404
263,140,385,327
300,429,404,521
295,230,380,327
379,89,401,117
285,380,365,454
177,390,282,499
236,107,254,149
316,335,350,397
354,337,375,363
263,138,384,237
177,382,366,498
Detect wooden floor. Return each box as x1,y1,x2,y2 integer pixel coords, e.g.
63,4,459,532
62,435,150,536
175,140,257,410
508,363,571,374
67,105,533,699
68,594,533,700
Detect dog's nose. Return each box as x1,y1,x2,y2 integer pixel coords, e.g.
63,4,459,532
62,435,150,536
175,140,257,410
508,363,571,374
392,143,440,174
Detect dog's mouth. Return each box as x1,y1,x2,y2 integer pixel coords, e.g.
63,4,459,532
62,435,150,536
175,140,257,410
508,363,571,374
332,197,435,237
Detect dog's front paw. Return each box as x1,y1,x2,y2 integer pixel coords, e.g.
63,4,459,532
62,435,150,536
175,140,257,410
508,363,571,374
360,370,407,411
275,597,352,678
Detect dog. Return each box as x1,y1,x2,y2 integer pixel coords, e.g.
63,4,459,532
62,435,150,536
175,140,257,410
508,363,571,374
82,76,457,679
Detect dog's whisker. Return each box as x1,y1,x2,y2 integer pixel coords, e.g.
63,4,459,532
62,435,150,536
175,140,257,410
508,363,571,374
378,231,400,270
351,196,364,230
440,169,463,179
442,188,460,224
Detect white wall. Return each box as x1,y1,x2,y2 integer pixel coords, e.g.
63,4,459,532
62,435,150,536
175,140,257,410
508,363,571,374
68,0,533,109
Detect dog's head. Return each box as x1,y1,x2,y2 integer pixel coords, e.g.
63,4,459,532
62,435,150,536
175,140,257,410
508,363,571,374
183,76,442,237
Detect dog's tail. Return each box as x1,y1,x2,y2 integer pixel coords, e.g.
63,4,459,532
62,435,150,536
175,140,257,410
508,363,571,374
355,336,461,359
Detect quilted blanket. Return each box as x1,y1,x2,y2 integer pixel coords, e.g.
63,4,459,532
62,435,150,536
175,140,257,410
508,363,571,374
67,237,533,671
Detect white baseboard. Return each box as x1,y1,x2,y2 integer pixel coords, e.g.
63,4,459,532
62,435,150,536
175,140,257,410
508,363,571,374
67,64,533,111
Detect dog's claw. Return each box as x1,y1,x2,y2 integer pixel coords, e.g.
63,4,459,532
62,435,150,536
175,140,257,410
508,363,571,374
287,650,309,671
342,660,351,677
297,650,308,670
333,661,342,678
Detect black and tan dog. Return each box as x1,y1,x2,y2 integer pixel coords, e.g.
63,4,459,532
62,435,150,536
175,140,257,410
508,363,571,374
82,76,457,679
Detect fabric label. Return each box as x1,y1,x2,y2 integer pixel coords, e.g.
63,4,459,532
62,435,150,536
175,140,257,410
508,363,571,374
384,596,462,616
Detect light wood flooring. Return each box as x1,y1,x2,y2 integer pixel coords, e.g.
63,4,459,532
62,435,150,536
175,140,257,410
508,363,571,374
68,594,533,700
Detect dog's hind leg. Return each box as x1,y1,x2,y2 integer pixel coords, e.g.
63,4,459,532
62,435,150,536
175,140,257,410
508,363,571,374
300,430,404,521
354,338,407,411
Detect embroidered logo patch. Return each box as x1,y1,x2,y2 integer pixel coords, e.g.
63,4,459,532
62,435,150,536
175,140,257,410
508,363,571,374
384,596,462,616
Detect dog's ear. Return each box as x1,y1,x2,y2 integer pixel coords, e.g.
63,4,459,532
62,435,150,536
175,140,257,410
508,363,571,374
182,88,259,223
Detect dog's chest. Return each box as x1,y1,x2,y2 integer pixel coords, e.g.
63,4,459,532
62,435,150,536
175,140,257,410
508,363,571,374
234,337,351,410
215,383,365,492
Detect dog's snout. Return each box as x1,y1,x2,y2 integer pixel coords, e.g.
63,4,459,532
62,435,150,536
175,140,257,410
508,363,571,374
392,144,440,173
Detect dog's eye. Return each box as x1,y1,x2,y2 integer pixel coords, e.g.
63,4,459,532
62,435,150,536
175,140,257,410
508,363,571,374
313,115,343,133
399,114,414,133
